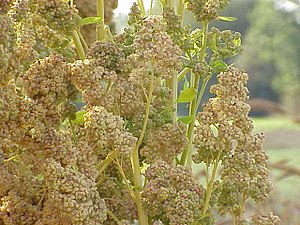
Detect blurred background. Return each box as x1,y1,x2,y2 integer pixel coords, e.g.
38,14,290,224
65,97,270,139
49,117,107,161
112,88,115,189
78,0,300,223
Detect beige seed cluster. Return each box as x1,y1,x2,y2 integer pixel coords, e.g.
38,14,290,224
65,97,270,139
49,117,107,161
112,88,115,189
130,16,182,79
42,158,107,224
141,122,187,164
183,0,230,22
28,0,80,48
193,67,273,216
0,15,17,85
250,212,281,225
83,106,137,155
0,0,14,14
143,160,205,225
23,54,70,104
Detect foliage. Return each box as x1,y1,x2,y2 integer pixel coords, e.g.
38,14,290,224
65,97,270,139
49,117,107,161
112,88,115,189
237,0,300,116
0,0,280,224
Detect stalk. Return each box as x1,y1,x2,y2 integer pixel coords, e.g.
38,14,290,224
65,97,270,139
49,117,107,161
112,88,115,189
138,0,146,15
72,30,85,60
76,28,88,52
96,0,105,41
172,70,178,123
233,192,247,225
131,63,156,225
177,0,185,21
177,67,191,81
166,0,174,8
179,21,209,166
202,151,221,215
107,209,123,225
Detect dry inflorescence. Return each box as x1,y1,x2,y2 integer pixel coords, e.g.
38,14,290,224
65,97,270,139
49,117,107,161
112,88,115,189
0,0,279,225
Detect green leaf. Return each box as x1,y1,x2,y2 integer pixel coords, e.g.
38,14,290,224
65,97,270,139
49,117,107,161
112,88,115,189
72,110,87,124
218,16,237,22
177,115,195,125
79,17,103,26
35,174,44,181
234,37,242,46
177,88,197,103
183,78,189,90
211,60,228,73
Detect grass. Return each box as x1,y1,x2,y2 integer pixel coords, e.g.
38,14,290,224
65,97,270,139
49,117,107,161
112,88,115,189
252,116,300,200
252,116,300,132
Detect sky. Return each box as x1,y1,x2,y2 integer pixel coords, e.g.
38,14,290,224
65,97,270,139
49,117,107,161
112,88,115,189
115,0,151,14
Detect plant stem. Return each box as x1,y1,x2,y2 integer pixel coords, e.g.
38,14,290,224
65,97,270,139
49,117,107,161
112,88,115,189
96,0,105,41
202,152,221,215
177,0,185,22
76,28,88,51
131,63,156,225
236,192,247,223
72,30,85,60
177,67,191,81
138,0,146,15
179,21,209,166
150,0,154,15
166,70,178,123
107,209,123,225
166,0,173,8
172,70,178,123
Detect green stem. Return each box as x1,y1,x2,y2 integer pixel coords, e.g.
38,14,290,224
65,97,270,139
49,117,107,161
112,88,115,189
76,28,88,51
114,158,137,203
172,70,178,123
68,117,78,143
150,0,154,15
179,21,209,166
177,0,185,22
166,70,178,123
138,0,146,15
177,67,190,81
97,0,105,41
107,209,123,225
202,151,221,215
166,0,173,8
72,30,85,60
237,193,247,223
131,63,156,225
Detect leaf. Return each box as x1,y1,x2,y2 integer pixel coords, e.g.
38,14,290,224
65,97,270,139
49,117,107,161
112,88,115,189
183,78,189,90
35,174,44,181
218,16,237,22
177,88,197,103
234,37,242,46
177,115,195,125
79,17,103,26
211,60,228,73
72,110,87,124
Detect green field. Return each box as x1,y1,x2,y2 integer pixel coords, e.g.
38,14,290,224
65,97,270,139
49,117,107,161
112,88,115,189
252,116,300,200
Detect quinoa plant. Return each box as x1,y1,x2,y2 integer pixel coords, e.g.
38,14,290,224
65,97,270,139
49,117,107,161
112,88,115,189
0,0,280,224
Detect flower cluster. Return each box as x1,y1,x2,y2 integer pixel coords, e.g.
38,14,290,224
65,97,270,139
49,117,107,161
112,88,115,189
193,67,273,220
0,14,17,85
27,0,80,49
208,27,242,61
183,0,230,22
143,160,205,225
141,122,187,164
41,158,107,224
130,16,182,79
0,0,14,14
81,105,137,155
